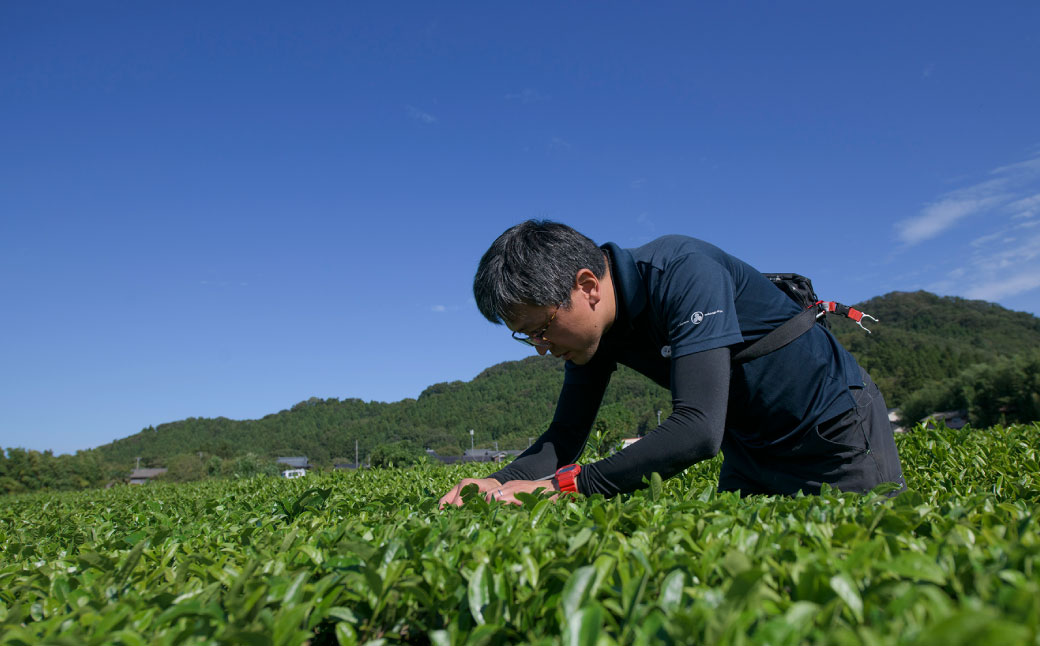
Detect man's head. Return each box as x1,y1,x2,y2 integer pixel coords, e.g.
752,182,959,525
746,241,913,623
473,220,615,364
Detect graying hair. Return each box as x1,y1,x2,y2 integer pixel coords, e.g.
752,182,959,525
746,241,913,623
473,220,606,324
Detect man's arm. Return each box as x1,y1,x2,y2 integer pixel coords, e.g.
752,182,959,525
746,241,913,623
439,357,613,509
577,347,730,496
490,367,613,483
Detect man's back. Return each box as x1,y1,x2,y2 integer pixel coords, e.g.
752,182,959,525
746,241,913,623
572,235,863,447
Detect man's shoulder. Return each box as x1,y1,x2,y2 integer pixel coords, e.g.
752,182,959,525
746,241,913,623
611,237,738,287
627,233,707,253
615,235,730,267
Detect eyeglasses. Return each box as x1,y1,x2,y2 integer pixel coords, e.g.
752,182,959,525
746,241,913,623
511,304,561,347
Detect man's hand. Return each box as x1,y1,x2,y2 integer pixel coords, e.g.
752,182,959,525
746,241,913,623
438,477,501,509
438,477,565,508
484,479,561,506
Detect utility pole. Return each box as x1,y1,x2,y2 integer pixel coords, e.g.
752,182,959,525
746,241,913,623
469,429,474,451
355,439,359,468
657,410,662,426
135,456,141,471
494,441,498,451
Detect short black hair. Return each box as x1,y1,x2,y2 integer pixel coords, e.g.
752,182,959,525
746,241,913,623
473,220,606,325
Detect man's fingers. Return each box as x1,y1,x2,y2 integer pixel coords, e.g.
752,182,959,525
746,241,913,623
439,478,506,509
439,497,459,509
437,483,465,509
484,485,524,506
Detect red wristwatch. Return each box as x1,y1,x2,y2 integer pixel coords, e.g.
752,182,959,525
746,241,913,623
554,464,582,493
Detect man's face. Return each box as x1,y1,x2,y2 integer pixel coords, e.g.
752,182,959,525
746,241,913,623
507,296,606,365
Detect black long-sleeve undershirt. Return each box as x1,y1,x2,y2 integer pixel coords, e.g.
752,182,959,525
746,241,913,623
489,347,730,496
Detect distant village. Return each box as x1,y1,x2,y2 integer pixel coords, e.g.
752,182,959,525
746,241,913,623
126,408,961,484
126,447,529,484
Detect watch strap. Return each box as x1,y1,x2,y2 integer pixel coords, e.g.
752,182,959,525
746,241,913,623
555,464,581,493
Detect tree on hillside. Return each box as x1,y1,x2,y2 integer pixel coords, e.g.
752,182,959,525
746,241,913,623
900,350,1040,427
590,403,639,457
0,447,107,494
370,441,425,468
159,453,211,482
223,453,281,478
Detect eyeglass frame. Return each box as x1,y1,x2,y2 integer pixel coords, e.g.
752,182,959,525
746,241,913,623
511,303,562,347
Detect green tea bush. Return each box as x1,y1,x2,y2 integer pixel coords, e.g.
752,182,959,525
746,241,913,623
1,423,1039,645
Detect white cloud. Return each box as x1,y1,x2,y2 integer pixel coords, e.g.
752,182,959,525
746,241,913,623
971,230,1005,247
977,231,1040,268
549,137,572,151
936,231,1040,302
406,105,438,124
633,212,657,241
1008,193,1040,219
897,196,1006,245
963,270,1040,301
505,88,549,104
895,154,1040,245
630,178,647,189
430,304,463,313
990,156,1040,177
970,216,1040,248
912,156,1040,307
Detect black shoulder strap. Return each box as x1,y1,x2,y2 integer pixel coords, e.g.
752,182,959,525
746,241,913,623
731,306,821,364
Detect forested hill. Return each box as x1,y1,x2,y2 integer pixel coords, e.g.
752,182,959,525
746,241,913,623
94,357,672,468
830,291,1040,406
92,290,1040,468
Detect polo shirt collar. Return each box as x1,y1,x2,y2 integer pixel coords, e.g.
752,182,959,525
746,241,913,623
602,242,647,334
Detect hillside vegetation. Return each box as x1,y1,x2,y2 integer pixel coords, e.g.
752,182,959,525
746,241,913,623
831,290,1040,406
92,357,671,468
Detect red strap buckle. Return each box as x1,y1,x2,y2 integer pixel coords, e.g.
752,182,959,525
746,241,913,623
815,301,878,333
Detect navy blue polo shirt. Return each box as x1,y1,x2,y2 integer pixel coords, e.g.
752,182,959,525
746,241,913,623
568,235,863,447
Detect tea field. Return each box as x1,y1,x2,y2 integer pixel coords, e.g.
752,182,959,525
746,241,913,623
2,423,1040,645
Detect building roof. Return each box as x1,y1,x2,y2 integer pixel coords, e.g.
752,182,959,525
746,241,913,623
276,456,310,468
129,468,168,479
434,455,465,464
463,448,523,458
921,410,969,430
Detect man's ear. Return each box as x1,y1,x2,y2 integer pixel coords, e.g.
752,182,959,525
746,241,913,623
574,268,601,306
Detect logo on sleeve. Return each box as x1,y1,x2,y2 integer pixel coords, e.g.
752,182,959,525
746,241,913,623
670,309,723,334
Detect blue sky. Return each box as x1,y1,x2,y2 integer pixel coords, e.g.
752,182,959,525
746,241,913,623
3,3,1039,455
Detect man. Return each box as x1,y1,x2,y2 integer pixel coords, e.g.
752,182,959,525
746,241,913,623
439,220,904,507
